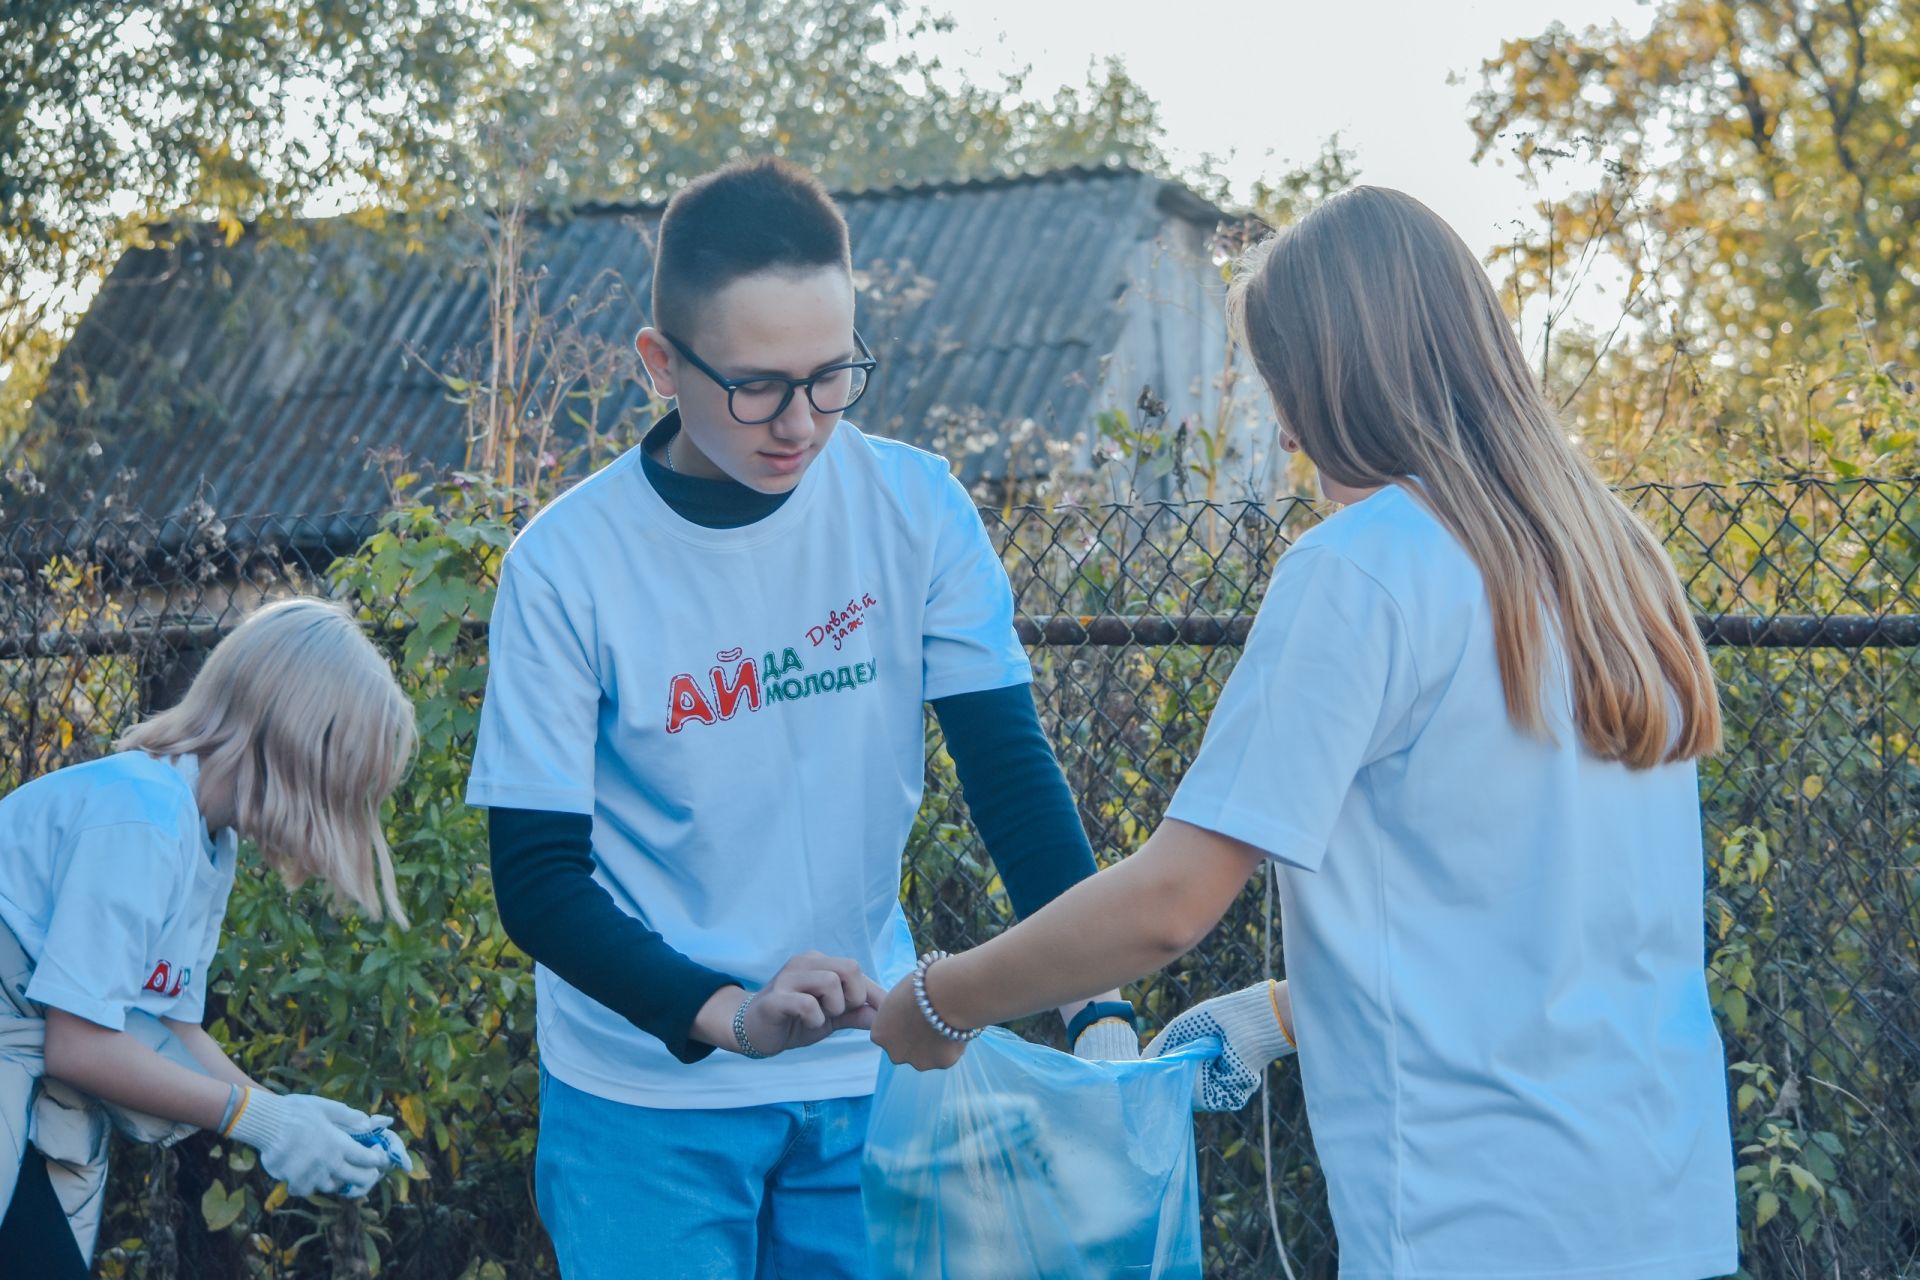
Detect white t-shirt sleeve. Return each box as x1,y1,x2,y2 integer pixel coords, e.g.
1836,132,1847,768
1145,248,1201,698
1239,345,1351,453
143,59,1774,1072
26,823,186,1030
921,474,1032,702
1166,545,1414,871
465,552,602,814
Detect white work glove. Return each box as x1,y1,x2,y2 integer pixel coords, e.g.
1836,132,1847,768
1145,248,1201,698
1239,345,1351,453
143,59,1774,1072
281,1095,414,1176
279,1094,380,1131
1070,1001,1142,1062
228,1088,395,1198
1145,979,1296,1112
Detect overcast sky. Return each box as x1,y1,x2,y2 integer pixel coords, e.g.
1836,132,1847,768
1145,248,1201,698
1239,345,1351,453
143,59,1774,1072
918,0,1656,264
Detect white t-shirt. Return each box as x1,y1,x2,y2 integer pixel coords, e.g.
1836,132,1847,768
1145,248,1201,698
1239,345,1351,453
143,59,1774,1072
1167,484,1737,1280
0,751,239,1030
465,424,1031,1109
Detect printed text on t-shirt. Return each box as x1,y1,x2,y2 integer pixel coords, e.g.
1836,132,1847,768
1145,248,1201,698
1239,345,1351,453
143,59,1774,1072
808,593,879,652
143,959,193,998
666,646,879,734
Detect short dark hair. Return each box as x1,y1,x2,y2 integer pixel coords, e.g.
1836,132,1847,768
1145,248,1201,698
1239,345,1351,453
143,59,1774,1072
651,157,852,339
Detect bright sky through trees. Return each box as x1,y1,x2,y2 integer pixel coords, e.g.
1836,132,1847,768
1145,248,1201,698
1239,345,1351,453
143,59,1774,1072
918,0,1657,257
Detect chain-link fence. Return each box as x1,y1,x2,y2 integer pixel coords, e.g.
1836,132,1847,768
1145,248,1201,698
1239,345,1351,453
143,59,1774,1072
2,478,1916,1279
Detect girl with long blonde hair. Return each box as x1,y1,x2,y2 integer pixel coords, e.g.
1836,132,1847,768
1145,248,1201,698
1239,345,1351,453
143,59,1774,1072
874,187,1738,1278
0,598,417,1276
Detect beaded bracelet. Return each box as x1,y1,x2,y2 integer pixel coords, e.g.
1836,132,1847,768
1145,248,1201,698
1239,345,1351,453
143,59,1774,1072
911,951,982,1043
733,992,767,1059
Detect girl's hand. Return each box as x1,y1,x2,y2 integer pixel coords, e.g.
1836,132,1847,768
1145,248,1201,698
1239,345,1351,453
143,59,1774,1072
282,1096,414,1174
281,1093,384,1134
228,1089,392,1199
871,977,966,1071
1146,979,1296,1111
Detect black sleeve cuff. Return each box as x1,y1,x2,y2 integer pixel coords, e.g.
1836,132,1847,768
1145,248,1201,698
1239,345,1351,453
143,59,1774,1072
1067,999,1140,1046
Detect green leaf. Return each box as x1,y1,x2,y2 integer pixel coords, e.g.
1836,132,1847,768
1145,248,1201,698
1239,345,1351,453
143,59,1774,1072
1784,1163,1822,1196
1754,1190,1780,1229
201,1180,246,1232
1831,1186,1858,1229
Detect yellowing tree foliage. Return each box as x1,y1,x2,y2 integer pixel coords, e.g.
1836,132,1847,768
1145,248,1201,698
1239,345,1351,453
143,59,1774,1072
1472,0,1918,478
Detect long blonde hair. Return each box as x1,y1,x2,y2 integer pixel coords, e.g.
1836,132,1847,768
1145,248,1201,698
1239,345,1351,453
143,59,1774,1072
1230,186,1720,768
119,598,416,922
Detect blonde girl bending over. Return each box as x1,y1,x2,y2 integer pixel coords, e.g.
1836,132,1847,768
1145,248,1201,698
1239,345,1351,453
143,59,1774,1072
1,598,418,1276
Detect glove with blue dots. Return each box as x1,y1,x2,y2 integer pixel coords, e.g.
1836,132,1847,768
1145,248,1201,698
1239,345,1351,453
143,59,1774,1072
1145,979,1295,1111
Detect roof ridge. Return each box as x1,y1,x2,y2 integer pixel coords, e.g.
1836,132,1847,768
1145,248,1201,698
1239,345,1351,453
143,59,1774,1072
574,164,1238,225
571,162,1156,218
155,165,1236,243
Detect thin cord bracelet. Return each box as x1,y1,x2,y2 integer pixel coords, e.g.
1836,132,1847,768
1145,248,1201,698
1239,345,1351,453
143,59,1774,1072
1267,979,1297,1050
220,1085,252,1138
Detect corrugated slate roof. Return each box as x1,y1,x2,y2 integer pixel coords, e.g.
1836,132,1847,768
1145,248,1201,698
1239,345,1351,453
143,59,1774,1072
27,167,1233,523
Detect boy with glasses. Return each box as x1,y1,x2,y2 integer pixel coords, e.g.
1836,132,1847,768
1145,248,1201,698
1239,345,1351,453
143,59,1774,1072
466,158,1137,1278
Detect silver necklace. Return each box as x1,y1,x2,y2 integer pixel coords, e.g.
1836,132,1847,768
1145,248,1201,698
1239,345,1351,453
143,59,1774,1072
665,432,676,472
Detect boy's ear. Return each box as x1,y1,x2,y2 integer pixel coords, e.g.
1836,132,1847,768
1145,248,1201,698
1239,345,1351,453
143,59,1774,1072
635,328,678,399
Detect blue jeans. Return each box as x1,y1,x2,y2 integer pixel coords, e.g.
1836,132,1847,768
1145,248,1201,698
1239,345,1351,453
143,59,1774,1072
536,1068,874,1279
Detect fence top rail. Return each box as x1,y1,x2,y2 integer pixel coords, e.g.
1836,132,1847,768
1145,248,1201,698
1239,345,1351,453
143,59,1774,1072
4,479,1918,649
8,611,1917,659
5,471,1919,544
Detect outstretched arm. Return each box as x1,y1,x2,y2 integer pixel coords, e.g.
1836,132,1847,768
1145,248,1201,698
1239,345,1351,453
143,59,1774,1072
872,818,1265,1068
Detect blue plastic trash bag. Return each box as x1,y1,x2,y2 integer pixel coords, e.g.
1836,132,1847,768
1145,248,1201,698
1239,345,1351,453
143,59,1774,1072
862,1026,1218,1279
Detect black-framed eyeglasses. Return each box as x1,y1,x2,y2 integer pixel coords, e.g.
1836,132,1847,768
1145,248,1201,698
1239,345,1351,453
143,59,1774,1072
662,329,878,425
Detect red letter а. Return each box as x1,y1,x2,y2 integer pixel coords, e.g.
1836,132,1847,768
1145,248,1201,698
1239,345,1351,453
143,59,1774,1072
667,674,716,733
